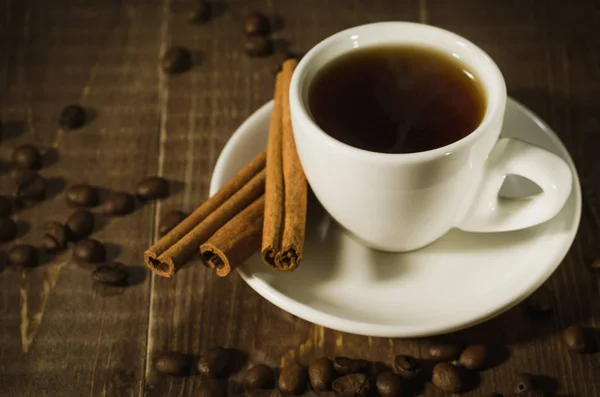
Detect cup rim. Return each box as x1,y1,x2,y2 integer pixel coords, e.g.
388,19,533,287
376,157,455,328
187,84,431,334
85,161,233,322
289,22,507,163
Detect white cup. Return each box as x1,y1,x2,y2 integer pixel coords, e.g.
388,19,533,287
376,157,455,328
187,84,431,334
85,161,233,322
289,22,573,252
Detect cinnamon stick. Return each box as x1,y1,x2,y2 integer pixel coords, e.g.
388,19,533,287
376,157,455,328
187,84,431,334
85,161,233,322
262,72,285,267
262,58,307,271
200,195,264,277
144,151,265,277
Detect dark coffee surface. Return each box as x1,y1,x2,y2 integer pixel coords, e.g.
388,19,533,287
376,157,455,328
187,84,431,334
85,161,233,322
308,45,486,153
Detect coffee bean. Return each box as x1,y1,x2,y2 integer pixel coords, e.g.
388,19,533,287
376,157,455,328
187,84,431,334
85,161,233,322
0,196,12,217
591,257,600,270
59,105,86,129
332,373,369,397
196,379,226,397
333,357,368,375
136,177,169,201
431,362,462,393
43,221,68,253
392,355,421,380
161,47,192,74
154,351,191,376
244,363,275,390
308,357,335,392
562,324,594,353
524,285,553,315
93,264,128,286
11,144,42,170
514,373,536,394
244,11,270,36
65,184,99,207
66,209,95,240
427,343,463,361
159,210,186,236
15,171,46,200
459,345,489,370
187,1,211,23
8,244,38,268
244,36,273,57
278,363,307,395
103,192,135,216
73,239,106,263
0,218,18,242
375,372,402,397
197,346,231,378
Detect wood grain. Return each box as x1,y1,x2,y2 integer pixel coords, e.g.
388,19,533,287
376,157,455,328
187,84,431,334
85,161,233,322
0,0,162,395
0,0,599,396
426,2,600,395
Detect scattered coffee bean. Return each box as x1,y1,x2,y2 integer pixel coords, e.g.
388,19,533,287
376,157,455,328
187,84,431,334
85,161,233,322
375,372,402,397
196,379,226,397
73,239,106,263
66,209,95,240
0,196,12,217
187,1,211,23
427,343,463,361
92,264,128,286
11,144,42,170
0,218,18,242
392,355,421,380
15,171,46,200
65,184,99,207
591,257,600,270
459,345,489,370
244,36,273,57
154,351,191,376
244,11,270,36
8,244,38,268
562,324,594,353
333,357,368,375
197,346,231,378
332,373,369,397
161,47,192,74
278,363,307,395
136,177,169,201
308,357,335,392
244,363,275,390
514,373,536,394
524,285,554,315
431,362,462,393
43,221,68,253
159,210,186,236
59,105,86,129
103,191,135,216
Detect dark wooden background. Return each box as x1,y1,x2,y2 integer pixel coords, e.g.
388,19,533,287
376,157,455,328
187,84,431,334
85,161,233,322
1,0,599,396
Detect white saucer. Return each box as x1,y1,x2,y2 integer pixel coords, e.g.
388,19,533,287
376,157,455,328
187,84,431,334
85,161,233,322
209,98,581,338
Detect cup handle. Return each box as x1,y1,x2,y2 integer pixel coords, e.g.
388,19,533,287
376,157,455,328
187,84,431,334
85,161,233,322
457,137,573,232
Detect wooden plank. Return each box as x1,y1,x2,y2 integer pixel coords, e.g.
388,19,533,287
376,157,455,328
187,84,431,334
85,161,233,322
0,0,163,395
0,0,597,396
427,0,600,396
145,0,420,396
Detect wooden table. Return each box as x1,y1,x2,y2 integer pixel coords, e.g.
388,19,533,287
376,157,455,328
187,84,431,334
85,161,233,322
1,0,599,395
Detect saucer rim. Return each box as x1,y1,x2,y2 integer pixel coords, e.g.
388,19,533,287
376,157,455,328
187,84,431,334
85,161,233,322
209,97,582,337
